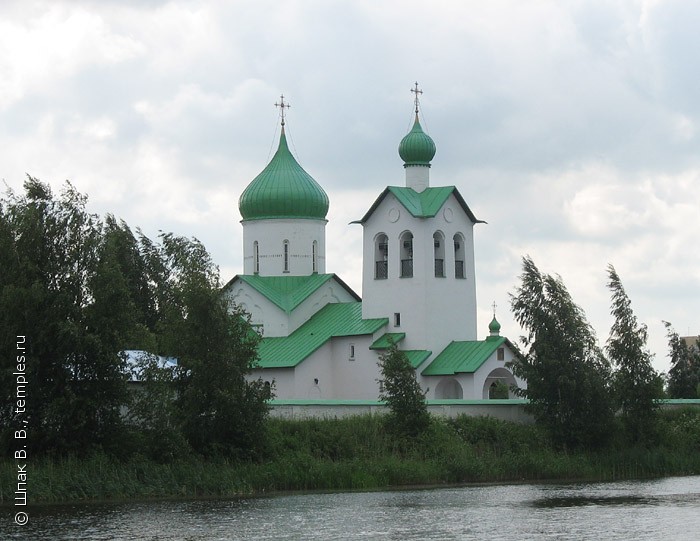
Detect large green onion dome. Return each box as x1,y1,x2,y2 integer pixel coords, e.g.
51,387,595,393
398,115,436,167
239,129,329,221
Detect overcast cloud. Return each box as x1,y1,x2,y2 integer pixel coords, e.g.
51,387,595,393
1,0,699,373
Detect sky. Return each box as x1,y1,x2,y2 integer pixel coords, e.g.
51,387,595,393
1,0,699,374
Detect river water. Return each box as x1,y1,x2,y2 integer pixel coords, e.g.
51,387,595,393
5,475,700,540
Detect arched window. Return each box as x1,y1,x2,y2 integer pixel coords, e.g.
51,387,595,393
283,240,290,273
453,233,466,279
253,241,260,274
400,231,413,278
433,231,445,277
312,240,318,273
374,234,388,279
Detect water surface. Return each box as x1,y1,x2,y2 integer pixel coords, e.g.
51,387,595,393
6,475,700,540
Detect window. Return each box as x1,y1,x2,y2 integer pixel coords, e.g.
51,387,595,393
454,233,466,279
399,231,413,278
433,231,445,277
312,240,318,273
253,241,259,274
497,348,505,361
375,234,388,279
283,240,289,273
394,312,401,327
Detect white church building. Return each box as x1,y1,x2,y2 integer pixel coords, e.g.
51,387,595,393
223,90,524,400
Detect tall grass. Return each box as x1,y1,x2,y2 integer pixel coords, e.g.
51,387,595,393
2,408,699,504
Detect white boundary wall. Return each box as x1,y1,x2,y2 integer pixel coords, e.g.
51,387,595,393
269,399,534,423
269,399,700,424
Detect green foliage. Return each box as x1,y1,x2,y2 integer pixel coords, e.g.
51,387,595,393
0,178,129,455
489,380,510,399
125,353,190,462
509,256,614,449
378,342,430,437
5,409,700,503
664,321,700,398
605,265,663,443
1,178,271,460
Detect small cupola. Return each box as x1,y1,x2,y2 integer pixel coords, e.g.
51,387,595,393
399,119,436,167
488,315,501,337
399,82,435,192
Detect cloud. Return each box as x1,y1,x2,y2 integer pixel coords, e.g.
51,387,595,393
1,0,699,374
0,5,143,109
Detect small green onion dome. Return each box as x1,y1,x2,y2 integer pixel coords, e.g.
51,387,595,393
239,129,329,221
398,115,436,167
489,315,502,335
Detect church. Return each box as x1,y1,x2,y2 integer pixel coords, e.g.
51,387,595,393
223,88,524,400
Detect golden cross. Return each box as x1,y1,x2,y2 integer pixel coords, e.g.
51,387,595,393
410,82,423,114
275,94,291,126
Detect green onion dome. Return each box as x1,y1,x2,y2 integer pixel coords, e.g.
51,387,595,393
398,115,436,167
489,315,502,335
239,129,329,221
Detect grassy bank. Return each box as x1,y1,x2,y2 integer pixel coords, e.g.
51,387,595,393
3,408,700,504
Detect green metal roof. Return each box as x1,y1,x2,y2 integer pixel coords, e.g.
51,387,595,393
239,129,329,221
388,186,455,217
256,302,388,368
228,274,360,314
398,116,436,166
404,349,432,369
421,336,506,376
354,186,484,224
369,333,406,350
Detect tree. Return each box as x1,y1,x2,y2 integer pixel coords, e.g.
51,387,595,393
664,321,700,398
605,265,663,442
0,178,130,455
153,233,273,458
509,256,614,449
1,178,272,459
125,351,188,461
377,341,430,437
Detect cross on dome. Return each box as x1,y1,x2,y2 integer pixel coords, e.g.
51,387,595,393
411,82,423,115
275,94,291,126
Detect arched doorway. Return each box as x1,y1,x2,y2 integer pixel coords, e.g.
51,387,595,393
435,378,463,399
482,368,517,399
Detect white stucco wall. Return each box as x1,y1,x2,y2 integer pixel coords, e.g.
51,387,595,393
251,333,387,400
241,218,327,276
329,335,383,400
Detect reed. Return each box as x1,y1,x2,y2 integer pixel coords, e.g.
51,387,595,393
2,410,699,504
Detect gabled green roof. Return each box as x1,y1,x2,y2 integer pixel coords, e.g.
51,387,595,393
227,273,360,314
238,129,329,221
256,302,388,368
421,336,506,376
404,350,432,369
354,186,484,224
370,333,406,350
